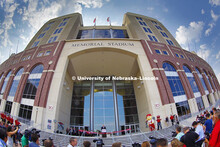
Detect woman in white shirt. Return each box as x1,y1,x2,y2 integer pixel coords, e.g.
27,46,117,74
6,126,18,147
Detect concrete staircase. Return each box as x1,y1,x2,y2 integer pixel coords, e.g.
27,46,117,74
39,125,177,147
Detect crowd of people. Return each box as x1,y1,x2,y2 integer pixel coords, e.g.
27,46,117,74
1,106,220,147
170,107,220,147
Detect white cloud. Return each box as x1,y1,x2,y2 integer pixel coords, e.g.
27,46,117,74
147,7,154,11
0,52,6,64
197,44,211,61
201,9,205,14
17,8,23,15
216,51,220,59
205,23,215,36
175,21,204,48
209,0,220,6
0,1,19,48
211,10,219,21
73,2,83,14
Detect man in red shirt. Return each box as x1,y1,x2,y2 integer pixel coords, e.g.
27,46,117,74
170,115,174,126
156,115,162,130
208,110,220,147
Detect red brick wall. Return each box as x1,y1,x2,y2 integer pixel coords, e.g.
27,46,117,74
140,40,220,105
0,41,65,108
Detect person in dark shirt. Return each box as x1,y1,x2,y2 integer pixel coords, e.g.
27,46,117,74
180,126,199,147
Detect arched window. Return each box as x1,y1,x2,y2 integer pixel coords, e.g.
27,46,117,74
163,63,191,119
19,64,44,120
203,70,214,91
183,65,204,111
0,71,12,95
163,63,185,97
8,68,24,98
195,68,208,93
4,68,24,114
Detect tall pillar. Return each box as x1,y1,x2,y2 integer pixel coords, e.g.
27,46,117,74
113,80,120,134
90,80,94,131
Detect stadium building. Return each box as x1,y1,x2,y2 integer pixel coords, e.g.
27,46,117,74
0,12,219,133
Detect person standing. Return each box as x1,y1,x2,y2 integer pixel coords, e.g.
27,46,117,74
6,126,18,147
101,125,107,138
21,130,29,147
170,115,174,126
156,115,162,130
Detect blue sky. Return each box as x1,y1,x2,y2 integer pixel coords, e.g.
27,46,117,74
0,0,220,81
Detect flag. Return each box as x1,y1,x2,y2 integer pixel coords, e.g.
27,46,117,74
93,18,96,24
107,17,111,26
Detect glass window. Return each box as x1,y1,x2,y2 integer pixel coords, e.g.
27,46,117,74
32,41,40,48
196,68,208,91
22,65,44,100
147,28,152,33
43,26,50,32
148,35,153,41
143,27,148,33
54,28,63,34
151,21,157,24
70,79,139,132
0,71,12,95
94,29,111,38
8,68,24,97
112,30,129,38
37,52,44,57
175,53,179,58
63,17,70,21
203,71,214,90
54,29,59,34
139,21,143,25
58,28,63,33
163,50,169,55
142,22,147,26
155,49,161,54
196,97,205,111
116,81,139,127
62,22,67,26
163,63,186,97
170,40,174,45
18,104,33,120
4,101,13,114
183,66,200,93
77,30,93,39
180,55,185,59
152,36,158,42
37,33,45,39
48,36,58,43
44,50,51,56
176,101,191,120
